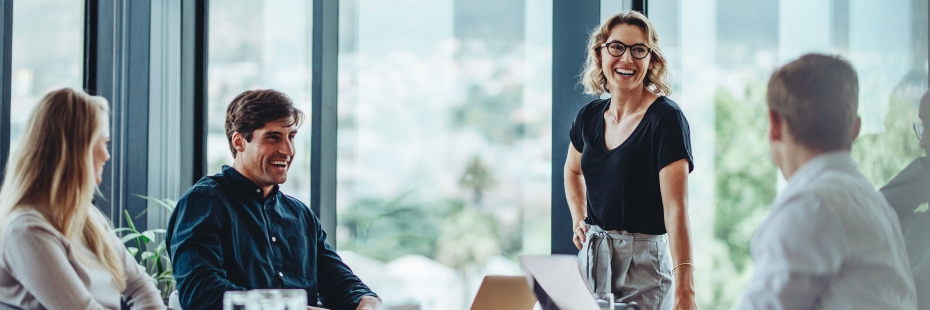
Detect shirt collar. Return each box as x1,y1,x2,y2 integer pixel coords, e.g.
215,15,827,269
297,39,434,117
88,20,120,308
778,151,856,201
220,165,279,202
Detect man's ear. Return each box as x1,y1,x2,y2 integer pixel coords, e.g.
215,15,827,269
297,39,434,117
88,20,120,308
768,110,783,142
851,116,861,143
232,132,247,154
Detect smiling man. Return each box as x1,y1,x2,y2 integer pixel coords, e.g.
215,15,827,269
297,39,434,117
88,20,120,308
167,89,381,310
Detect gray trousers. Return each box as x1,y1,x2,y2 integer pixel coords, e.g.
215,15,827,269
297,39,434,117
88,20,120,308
578,224,673,310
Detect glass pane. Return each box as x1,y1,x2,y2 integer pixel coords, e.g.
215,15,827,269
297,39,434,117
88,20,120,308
10,0,84,149
336,0,552,309
645,0,928,308
207,0,313,203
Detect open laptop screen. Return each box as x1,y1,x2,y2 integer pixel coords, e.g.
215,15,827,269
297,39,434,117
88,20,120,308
519,255,601,310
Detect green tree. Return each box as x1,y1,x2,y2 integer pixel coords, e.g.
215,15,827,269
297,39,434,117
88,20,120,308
337,191,441,262
712,84,777,309
852,78,925,189
459,155,496,205
434,200,502,310
452,84,525,145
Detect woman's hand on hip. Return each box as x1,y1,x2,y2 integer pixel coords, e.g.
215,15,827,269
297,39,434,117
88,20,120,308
572,220,589,250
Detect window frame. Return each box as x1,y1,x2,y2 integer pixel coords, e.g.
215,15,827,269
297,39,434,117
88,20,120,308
0,0,11,183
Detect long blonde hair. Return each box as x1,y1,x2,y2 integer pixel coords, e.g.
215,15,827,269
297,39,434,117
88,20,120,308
580,11,671,96
0,88,125,290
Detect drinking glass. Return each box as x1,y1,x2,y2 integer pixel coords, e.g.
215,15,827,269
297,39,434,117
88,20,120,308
279,289,308,310
251,289,284,310
223,291,256,310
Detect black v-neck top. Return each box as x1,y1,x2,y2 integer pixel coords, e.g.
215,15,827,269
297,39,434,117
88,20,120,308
569,96,693,234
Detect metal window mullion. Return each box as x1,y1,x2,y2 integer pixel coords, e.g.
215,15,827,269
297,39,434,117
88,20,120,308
148,0,182,234
551,0,599,255
633,0,648,15
0,0,11,181
180,0,207,187
116,0,128,227
88,0,151,230
311,0,339,247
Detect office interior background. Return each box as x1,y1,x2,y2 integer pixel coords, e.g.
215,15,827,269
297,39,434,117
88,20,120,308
0,0,926,309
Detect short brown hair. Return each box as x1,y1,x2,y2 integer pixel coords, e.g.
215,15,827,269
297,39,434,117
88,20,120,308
580,11,671,96
767,54,859,151
225,89,305,157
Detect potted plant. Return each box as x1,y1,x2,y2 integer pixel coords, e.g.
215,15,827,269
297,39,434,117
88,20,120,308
114,195,177,301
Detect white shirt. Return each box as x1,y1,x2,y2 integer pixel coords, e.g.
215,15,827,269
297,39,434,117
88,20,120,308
738,152,917,309
0,208,165,310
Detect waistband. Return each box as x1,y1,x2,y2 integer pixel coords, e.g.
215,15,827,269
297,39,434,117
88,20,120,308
582,224,666,296
585,224,666,242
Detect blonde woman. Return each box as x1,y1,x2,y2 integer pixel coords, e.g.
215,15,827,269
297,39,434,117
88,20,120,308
564,11,697,309
0,88,164,309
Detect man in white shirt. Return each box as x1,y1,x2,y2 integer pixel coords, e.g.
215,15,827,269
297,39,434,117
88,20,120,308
738,54,917,309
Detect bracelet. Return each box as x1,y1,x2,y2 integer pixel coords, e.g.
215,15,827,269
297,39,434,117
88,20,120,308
672,262,694,271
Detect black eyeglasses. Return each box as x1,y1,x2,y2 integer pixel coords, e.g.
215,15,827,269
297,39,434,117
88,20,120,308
915,122,924,141
598,41,651,59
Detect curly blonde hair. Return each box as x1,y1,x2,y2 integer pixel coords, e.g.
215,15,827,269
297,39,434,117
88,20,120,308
580,11,671,96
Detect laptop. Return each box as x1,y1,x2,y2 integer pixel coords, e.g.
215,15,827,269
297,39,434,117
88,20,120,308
469,275,537,310
518,255,602,310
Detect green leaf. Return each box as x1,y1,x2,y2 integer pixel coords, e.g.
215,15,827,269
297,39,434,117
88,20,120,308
121,233,143,244
127,247,139,257
133,194,177,217
142,231,156,243
148,229,167,234
123,210,137,232
113,227,133,234
141,251,156,262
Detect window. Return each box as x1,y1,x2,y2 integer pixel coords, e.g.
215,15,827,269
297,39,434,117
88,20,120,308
335,0,552,308
645,0,928,308
207,0,313,203
9,0,84,149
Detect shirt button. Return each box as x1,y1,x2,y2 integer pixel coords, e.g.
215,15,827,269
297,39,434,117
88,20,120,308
271,237,277,242
278,272,283,277
256,189,260,193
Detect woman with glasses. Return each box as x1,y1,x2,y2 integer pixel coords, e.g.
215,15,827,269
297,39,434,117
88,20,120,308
0,88,164,309
564,11,697,309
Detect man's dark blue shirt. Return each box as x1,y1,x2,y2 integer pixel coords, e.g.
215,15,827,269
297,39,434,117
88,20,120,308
167,165,377,310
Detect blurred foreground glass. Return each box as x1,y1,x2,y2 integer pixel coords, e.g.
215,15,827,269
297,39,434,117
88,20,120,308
223,291,255,310
223,289,306,310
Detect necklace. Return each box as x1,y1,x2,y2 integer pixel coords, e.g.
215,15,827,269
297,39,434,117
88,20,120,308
607,113,619,123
